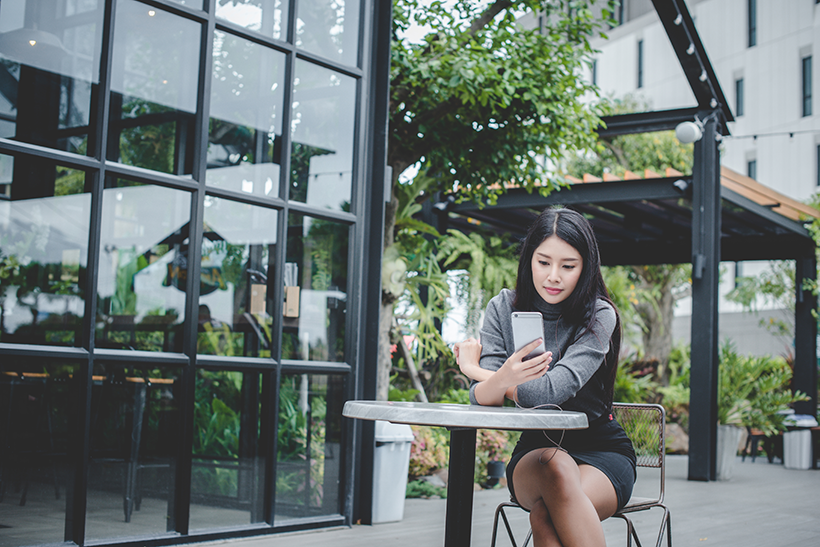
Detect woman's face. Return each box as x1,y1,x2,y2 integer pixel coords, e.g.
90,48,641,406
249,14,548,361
530,235,583,305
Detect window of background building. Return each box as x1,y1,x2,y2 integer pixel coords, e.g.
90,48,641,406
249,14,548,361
637,39,643,88
816,145,820,186
748,0,757,47
803,55,813,117
747,159,757,181
735,78,744,117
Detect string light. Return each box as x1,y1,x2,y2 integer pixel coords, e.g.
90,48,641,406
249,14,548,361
723,129,818,140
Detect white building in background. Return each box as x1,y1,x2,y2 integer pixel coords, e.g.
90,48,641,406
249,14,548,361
581,0,819,356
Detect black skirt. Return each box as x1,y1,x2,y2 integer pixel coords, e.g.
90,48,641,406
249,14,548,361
506,413,637,510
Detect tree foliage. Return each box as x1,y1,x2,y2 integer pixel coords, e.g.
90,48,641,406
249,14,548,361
377,0,617,400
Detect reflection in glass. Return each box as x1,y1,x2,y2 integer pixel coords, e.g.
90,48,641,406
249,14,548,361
0,153,90,346
168,0,205,10
290,62,356,211
86,363,179,539
207,31,286,197
189,369,266,529
216,0,287,41
96,178,191,352
275,373,343,521
0,361,77,546
0,0,105,155
282,213,347,362
198,197,278,357
108,1,201,175
295,0,360,66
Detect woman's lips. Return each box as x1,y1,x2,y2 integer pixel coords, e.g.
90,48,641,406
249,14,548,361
545,287,562,295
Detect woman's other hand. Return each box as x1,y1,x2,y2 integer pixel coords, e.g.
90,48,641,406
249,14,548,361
454,337,484,380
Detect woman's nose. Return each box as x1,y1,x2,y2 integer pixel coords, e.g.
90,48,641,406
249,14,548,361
547,265,559,282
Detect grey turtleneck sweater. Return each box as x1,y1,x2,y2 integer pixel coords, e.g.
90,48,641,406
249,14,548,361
469,288,616,421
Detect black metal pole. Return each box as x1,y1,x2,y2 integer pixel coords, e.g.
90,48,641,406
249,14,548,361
688,113,721,482
444,428,477,547
794,255,818,416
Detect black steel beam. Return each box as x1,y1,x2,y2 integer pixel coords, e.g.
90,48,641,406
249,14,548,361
688,116,721,482
794,256,818,415
651,0,733,124
349,0,392,526
597,107,701,137
449,177,689,213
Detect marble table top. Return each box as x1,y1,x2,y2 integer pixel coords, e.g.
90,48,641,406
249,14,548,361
342,400,588,431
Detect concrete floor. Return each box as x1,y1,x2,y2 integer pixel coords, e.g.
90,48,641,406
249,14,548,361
2,455,819,547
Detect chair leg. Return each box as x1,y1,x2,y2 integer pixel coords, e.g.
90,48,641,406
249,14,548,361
491,503,529,547
653,508,672,547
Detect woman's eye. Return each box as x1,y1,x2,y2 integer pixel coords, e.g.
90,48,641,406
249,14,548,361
563,264,575,270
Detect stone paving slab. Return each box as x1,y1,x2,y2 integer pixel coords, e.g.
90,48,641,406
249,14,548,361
212,455,820,547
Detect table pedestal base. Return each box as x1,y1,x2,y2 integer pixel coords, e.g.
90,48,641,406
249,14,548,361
445,428,477,547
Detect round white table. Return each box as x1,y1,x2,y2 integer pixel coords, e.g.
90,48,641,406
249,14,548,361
343,401,588,547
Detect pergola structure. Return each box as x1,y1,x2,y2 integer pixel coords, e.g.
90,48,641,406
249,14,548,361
435,0,819,481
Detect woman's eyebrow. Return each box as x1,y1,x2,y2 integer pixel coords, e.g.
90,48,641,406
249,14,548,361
534,251,579,261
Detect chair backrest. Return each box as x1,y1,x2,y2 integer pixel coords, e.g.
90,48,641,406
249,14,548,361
612,402,666,502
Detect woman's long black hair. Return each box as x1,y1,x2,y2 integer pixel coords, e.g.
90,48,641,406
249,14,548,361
513,207,621,406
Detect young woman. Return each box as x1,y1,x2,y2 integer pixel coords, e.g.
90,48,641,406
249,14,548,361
455,207,635,547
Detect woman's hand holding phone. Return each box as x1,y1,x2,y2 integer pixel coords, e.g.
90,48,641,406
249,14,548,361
495,339,552,388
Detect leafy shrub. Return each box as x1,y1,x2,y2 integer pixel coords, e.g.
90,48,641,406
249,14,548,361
408,425,449,478
406,478,447,499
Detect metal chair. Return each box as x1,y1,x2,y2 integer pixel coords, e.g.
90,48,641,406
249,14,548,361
611,402,672,547
489,402,671,547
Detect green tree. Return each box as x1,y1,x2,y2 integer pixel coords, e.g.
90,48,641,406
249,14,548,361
564,95,693,384
378,0,617,400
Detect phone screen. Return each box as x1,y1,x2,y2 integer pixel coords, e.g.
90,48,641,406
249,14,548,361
511,311,546,361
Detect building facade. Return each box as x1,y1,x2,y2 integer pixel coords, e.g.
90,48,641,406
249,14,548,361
588,0,820,355
0,0,388,545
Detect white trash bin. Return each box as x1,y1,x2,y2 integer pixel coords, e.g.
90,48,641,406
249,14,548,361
783,414,818,470
372,420,415,523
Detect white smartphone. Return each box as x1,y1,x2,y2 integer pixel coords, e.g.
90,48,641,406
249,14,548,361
511,311,547,361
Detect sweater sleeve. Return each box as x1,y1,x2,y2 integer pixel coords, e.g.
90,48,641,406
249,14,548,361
513,301,616,409
468,292,511,405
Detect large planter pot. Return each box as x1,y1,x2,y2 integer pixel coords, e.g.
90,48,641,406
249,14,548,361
486,460,506,487
716,424,743,480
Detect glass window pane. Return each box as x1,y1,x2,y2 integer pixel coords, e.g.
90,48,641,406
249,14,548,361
108,1,201,175
290,62,356,211
207,31,286,197
215,0,287,41
96,178,191,352
275,373,344,521
169,0,205,9
198,197,278,358
295,0,360,66
189,369,267,529
86,363,180,540
0,0,105,155
282,213,347,362
0,361,77,546
0,153,90,346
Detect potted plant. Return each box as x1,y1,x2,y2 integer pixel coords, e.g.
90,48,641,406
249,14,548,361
476,429,512,487
716,341,808,480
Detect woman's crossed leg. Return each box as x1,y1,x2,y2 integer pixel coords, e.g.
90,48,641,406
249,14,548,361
510,448,619,547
